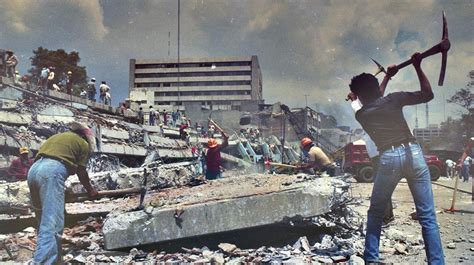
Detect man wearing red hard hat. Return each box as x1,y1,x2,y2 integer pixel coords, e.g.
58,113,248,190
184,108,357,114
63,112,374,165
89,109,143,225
299,137,336,176
205,129,229,180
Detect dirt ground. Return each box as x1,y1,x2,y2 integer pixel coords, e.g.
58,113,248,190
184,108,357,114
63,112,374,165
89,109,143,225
351,176,474,263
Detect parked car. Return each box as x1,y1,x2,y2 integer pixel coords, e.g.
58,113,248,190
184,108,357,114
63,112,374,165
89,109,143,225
343,142,445,182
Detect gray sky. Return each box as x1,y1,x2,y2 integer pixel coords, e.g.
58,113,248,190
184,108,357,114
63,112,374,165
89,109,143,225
1,0,472,128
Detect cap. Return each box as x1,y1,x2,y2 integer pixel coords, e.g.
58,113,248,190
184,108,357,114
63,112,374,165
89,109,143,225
69,121,96,152
67,71,72,75
208,138,218,148
19,147,29,154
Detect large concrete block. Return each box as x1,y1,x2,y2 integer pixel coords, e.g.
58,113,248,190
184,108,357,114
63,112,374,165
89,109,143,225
0,111,32,125
103,176,340,249
0,86,23,101
102,127,130,140
37,105,75,123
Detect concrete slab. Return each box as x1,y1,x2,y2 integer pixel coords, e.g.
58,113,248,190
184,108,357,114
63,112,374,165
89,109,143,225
102,127,130,140
101,143,147,156
0,86,23,100
103,175,343,249
0,111,32,125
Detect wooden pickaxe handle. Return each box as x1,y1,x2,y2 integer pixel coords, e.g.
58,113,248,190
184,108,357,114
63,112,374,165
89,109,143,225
396,39,450,70
208,118,227,136
396,12,450,86
66,187,142,203
267,162,299,168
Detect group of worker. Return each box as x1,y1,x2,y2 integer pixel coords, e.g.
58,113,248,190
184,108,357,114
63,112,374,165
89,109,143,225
446,156,473,182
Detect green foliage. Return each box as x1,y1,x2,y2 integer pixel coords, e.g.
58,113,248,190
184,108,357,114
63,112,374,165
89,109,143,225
28,47,87,87
431,71,474,150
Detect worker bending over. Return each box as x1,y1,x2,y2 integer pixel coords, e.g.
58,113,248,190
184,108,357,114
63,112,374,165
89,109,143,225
27,121,98,264
300,137,336,176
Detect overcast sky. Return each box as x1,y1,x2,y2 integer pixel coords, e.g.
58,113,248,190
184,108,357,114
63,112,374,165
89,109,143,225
1,0,472,128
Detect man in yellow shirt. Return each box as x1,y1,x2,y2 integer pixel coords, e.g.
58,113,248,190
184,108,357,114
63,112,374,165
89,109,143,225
27,121,98,264
300,137,336,176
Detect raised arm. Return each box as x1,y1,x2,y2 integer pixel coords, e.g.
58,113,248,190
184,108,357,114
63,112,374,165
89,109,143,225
379,65,398,96
412,52,434,101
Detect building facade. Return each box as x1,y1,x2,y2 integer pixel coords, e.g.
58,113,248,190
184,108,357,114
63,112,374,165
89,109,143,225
413,124,441,144
129,56,262,111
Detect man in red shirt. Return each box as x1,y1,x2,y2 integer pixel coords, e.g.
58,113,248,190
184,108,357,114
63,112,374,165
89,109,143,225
8,147,33,181
205,133,229,180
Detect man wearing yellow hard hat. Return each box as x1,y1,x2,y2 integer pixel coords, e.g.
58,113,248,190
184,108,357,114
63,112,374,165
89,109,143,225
7,147,33,181
27,121,98,264
299,137,336,176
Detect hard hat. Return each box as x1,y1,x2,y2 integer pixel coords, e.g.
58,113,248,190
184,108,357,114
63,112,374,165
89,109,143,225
300,137,313,147
208,138,218,148
19,147,29,154
91,77,96,81
15,70,19,74
67,71,72,75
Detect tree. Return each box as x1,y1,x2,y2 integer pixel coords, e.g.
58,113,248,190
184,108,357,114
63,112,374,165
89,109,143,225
446,71,474,139
28,47,88,94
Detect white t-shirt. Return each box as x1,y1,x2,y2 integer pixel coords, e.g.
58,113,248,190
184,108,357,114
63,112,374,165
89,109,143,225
464,156,472,166
445,159,455,168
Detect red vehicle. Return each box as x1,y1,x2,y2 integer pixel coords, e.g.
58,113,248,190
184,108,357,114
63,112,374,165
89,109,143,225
343,141,444,182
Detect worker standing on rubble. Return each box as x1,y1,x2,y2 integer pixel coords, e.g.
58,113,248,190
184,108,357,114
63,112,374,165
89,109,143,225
7,147,33,181
205,130,229,180
5,50,18,78
348,52,443,263
99,81,110,104
299,137,336,176
27,121,98,264
65,71,73,95
87,78,97,101
149,106,157,126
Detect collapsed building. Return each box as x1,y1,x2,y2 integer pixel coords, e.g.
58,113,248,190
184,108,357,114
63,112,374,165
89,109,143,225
0,75,366,263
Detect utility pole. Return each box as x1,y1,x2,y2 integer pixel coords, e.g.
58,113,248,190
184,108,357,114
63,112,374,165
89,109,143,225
177,0,181,105
425,103,429,128
415,105,419,129
304,94,309,108
167,31,170,57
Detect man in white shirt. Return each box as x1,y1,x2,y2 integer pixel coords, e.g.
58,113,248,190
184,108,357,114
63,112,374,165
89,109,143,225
445,159,455,178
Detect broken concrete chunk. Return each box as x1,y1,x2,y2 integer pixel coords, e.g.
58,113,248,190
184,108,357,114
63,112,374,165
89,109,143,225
218,243,237,253
103,176,340,249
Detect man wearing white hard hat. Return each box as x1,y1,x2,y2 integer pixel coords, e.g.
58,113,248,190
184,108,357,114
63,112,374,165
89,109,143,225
27,121,98,264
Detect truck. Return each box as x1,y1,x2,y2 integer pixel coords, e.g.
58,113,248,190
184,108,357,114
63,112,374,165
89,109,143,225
343,140,444,182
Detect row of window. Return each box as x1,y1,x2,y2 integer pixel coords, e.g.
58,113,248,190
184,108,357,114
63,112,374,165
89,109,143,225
155,90,251,97
136,61,251,69
153,101,242,111
135,71,251,79
136,80,251,87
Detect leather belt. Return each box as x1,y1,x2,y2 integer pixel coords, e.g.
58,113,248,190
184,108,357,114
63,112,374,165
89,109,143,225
381,140,417,152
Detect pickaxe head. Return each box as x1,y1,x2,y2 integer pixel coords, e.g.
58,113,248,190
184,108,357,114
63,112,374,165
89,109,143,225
371,58,386,76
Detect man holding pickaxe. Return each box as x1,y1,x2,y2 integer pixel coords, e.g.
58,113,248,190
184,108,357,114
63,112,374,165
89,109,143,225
205,119,229,180
348,52,444,264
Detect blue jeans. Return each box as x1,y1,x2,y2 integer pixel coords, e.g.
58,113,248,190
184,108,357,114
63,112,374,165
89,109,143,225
364,143,444,264
27,157,68,265
461,165,470,182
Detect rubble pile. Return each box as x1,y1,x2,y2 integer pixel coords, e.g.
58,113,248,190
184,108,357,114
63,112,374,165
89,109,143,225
68,161,202,193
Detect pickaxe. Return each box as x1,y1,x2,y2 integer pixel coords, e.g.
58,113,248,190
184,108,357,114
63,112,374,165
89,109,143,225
371,58,386,76
371,11,450,86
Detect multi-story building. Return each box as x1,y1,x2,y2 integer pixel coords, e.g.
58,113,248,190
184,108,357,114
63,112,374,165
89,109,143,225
413,124,442,144
128,56,262,111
